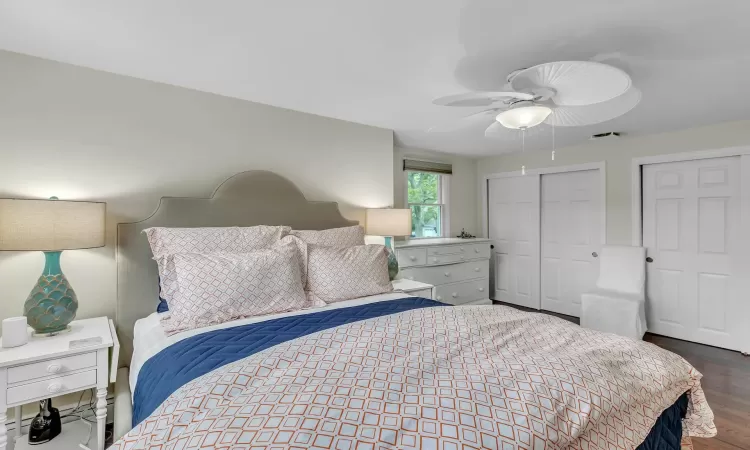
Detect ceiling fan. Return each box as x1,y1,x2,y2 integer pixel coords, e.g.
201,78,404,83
430,61,641,138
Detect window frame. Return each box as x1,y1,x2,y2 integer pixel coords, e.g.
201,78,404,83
404,170,450,239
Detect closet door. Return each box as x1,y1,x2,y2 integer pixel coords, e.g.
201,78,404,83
643,157,745,351
487,176,540,309
540,170,602,317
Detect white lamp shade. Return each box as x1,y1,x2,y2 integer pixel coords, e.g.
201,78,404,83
496,105,552,129
365,209,411,237
0,198,106,251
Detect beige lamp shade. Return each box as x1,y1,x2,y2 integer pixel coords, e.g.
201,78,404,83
365,208,411,237
0,198,106,251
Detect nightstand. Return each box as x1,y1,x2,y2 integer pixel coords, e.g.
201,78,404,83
0,317,118,450
392,278,434,299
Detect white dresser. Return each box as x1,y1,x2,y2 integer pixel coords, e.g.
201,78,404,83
395,238,492,306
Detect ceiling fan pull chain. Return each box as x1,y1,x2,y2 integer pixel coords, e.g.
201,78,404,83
522,165,526,176
521,129,526,175
551,121,556,161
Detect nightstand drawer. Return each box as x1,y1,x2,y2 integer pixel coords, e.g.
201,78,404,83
8,351,97,384
7,369,97,405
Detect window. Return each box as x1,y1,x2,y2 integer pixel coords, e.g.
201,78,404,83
406,171,448,238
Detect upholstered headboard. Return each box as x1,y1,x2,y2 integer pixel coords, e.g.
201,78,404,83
116,170,357,365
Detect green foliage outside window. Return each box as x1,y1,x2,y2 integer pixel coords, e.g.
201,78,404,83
407,171,441,237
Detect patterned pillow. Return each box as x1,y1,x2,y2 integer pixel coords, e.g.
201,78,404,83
160,240,307,335
145,226,289,304
290,225,365,247
306,244,393,304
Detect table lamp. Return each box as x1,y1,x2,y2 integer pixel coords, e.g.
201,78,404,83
0,197,105,336
365,208,412,280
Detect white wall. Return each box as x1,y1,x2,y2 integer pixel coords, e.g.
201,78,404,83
0,50,394,326
394,147,478,238
476,120,750,244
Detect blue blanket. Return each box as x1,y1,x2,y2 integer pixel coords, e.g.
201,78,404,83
133,297,444,426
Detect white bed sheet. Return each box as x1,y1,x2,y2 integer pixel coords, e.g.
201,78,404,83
129,291,416,397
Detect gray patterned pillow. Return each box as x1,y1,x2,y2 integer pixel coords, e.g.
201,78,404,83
160,240,307,335
290,225,365,247
307,244,393,304
145,226,289,304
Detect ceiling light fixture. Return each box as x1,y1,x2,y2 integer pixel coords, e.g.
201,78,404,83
496,104,552,130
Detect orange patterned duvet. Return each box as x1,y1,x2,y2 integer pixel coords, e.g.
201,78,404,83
114,304,716,449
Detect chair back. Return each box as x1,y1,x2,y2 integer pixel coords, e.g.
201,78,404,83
595,245,646,295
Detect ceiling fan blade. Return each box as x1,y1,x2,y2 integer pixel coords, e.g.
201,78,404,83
433,91,533,107
546,87,641,127
511,61,632,106
428,108,501,133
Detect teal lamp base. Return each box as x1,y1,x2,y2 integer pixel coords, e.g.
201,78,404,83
384,237,399,281
23,251,78,336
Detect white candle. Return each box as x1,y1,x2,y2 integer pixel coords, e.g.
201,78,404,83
1,316,29,348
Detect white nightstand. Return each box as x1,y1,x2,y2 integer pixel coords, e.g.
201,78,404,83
392,278,434,299
0,317,118,450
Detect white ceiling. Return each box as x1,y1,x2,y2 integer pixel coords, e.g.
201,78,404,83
1,0,749,156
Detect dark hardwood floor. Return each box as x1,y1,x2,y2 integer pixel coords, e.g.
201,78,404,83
494,302,750,450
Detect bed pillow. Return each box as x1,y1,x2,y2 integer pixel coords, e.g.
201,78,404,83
159,240,307,335
290,225,365,247
145,226,289,304
306,244,393,304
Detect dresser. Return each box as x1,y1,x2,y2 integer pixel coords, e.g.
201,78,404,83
395,238,492,306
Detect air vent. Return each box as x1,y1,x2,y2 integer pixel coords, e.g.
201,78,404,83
590,132,621,140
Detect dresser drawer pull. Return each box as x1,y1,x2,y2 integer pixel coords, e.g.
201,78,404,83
444,272,451,277
478,287,485,292
475,248,480,253
474,267,481,272
47,383,62,394
460,256,465,260
433,258,440,263
460,247,465,252
47,364,62,374
409,255,417,261
407,276,414,280
451,293,458,298
436,296,443,301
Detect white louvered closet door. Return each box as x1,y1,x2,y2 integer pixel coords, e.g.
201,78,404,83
643,157,747,351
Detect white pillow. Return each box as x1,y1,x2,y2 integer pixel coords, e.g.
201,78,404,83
159,240,307,335
290,225,365,247
145,226,289,304
306,244,393,304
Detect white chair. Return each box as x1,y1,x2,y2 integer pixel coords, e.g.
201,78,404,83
581,245,647,340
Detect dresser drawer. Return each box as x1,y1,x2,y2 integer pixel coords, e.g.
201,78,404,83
7,369,97,405
433,278,489,306
400,260,489,286
396,248,427,268
8,351,97,384
426,242,491,258
426,253,467,266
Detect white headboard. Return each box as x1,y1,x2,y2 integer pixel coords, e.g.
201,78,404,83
116,170,357,365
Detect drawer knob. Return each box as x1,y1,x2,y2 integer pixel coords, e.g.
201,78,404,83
409,256,416,261
433,258,439,263
460,256,465,260
451,293,458,298
475,248,480,253
48,383,62,394
47,364,62,374
460,247,465,252
474,267,480,272
436,296,443,301
478,287,485,292
408,276,414,281
444,272,451,277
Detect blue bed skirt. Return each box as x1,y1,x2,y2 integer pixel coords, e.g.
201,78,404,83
133,297,689,448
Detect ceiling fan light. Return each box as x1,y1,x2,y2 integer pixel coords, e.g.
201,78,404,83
496,105,552,129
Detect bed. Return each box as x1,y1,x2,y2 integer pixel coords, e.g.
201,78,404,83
112,171,716,449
